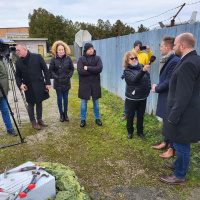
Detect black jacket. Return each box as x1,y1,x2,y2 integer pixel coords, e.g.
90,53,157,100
77,50,103,100
124,63,151,99
15,52,51,104
49,55,74,92
162,50,200,144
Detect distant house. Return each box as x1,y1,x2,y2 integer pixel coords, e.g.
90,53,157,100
0,27,48,57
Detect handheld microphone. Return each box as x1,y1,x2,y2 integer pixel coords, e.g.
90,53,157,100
148,56,156,65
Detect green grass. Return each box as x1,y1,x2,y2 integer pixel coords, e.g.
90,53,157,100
0,70,199,199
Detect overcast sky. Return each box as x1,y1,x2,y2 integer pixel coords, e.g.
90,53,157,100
0,0,199,30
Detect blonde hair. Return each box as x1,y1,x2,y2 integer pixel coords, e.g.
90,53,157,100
51,40,71,57
123,51,138,68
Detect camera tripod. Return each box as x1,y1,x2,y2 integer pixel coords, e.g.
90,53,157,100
6,55,28,125
0,83,25,149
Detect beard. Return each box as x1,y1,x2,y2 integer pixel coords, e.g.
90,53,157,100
174,48,182,58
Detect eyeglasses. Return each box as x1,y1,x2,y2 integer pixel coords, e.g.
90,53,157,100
129,57,138,60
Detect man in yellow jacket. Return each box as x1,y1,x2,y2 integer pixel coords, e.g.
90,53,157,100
132,40,153,65
121,40,153,120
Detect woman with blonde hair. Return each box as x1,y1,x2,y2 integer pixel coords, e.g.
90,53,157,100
123,51,151,139
49,41,74,122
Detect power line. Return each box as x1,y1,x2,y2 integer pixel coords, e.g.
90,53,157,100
127,4,183,25
148,17,173,29
127,1,200,27
187,0,200,5
148,1,200,29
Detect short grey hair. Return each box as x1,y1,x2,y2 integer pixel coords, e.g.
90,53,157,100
16,43,27,50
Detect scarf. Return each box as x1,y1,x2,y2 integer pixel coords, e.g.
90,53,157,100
159,50,174,73
57,53,66,58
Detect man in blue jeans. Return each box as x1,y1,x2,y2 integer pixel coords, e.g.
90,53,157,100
0,40,17,136
77,43,103,127
160,33,200,185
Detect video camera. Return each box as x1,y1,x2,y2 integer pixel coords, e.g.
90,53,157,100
0,40,16,55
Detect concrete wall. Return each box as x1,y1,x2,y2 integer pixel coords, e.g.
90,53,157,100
68,45,76,57
13,39,48,57
80,22,200,115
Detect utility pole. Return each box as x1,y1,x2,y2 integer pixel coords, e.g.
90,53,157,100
118,23,127,36
171,3,186,26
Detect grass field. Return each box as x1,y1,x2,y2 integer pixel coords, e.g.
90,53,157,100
0,70,199,199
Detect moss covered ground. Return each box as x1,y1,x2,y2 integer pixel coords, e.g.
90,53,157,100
0,70,199,199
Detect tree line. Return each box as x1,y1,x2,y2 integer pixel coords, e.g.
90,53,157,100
28,8,149,49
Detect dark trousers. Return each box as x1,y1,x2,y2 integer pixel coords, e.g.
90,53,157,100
28,102,42,122
126,98,146,134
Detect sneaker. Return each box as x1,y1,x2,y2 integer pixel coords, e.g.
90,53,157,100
7,129,18,136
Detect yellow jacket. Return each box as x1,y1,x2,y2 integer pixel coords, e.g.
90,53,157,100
132,48,153,65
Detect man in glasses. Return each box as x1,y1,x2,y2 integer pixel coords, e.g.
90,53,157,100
151,36,180,158
121,40,153,120
15,43,51,130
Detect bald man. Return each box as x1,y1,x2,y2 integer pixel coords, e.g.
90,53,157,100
160,33,200,185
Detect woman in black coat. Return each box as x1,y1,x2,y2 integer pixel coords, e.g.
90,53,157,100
49,41,74,122
123,51,151,139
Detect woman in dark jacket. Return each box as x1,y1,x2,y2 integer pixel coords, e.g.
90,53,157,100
49,41,74,122
123,51,151,139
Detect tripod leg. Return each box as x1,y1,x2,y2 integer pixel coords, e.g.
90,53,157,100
0,83,25,143
8,63,22,125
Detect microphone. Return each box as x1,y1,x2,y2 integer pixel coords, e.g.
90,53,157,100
148,56,156,65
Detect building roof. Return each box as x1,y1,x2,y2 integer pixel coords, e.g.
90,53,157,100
12,38,48,41
6,33,29,36
0,37,14,43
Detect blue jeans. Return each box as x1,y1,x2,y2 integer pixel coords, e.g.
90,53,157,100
0,96,13,130
81,97,100,120
163,137,174,148
173,142,190,179
56,90,69,114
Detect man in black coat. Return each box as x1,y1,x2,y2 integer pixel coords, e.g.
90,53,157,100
15,43,51,130
160,33,200,185
152,36,180,158
77,43,103,127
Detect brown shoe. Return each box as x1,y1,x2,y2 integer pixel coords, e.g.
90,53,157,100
164,162,176,171
159,148,177,158
152,141,169,150
160,174,186,185
121,114,128,120
32,121,41,130
38,120,48,127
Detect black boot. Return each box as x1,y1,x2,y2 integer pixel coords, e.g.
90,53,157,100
60,113,64,122
80,120,86,127
95,119,102,126
64,112,69,122
127,132,133,139
137,133,145,139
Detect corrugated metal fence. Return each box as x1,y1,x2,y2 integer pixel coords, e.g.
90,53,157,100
80,22,200,115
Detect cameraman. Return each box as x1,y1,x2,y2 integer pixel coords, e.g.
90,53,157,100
0,39,17,136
